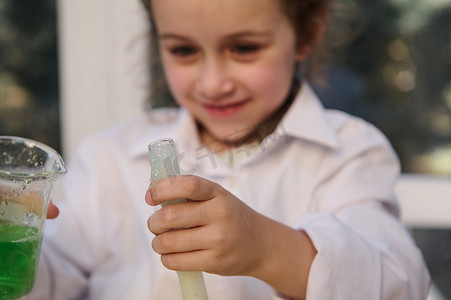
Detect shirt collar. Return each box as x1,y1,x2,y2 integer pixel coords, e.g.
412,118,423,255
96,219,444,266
129,109,202,160
281,82,340,149
130,82,340,159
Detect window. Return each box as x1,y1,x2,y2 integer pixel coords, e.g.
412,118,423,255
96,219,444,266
312,1,451,298
0,0,60,152
314,0,451,175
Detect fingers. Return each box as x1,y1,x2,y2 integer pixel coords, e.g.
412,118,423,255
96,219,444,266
144,174,243,275
156,238,235,275
152,226,207,254
146,175,222,206
147,201,208,235
46,200,59,219
150,208,216,272
159,250,213,272
153,230,225,273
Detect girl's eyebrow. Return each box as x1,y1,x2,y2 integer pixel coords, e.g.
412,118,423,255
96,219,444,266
159,31,272,41
223,31,272,40
159,34,191,41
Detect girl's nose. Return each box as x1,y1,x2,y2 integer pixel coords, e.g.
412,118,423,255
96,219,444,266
196,58,235,101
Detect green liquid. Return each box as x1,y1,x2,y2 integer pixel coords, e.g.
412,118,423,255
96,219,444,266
0,224,42,300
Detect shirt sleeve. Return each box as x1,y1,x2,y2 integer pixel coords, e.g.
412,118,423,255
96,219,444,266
298,207,430,300
294,120,431,299
28,136,116,299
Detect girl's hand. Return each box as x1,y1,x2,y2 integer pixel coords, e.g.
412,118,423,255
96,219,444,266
146,175,317,299
145,175,268,277
46,200,60,219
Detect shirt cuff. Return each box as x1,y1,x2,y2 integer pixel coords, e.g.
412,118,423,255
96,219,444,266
295,211,382,299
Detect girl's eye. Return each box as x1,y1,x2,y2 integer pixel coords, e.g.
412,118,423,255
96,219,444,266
231,44,259,55
170,46,197,57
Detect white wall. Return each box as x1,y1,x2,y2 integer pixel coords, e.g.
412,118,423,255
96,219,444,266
396,174,451,300
396,174,451,228
57,0,150,160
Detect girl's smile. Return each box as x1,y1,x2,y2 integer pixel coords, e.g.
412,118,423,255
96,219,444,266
201,98,251,118
152,0,308,146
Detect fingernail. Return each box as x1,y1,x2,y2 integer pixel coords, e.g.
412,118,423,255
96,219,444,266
145,189,152,205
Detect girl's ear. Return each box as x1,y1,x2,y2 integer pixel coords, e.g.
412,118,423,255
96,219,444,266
296,8,329,62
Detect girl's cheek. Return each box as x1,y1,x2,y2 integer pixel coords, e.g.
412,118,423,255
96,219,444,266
239,63,292,99
164,67,193,100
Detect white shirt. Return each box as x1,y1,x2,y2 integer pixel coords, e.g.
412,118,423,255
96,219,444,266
29,84,430,300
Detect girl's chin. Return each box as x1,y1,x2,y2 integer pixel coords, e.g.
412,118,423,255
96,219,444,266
201,126,257,147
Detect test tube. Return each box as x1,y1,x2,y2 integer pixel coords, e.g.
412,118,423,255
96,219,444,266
148,138,209,300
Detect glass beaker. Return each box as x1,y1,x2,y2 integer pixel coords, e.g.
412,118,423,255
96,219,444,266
0,136,67,300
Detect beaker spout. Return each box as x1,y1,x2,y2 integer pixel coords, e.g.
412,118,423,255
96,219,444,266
0,136,67,179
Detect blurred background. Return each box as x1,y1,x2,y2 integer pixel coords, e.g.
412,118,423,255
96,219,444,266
0,0,60,151
0,0,450,298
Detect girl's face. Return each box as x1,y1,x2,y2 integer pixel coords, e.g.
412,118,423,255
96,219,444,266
152,0,308,145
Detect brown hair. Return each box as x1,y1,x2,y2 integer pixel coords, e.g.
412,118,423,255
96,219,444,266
140,0,332,109
278,0,331,79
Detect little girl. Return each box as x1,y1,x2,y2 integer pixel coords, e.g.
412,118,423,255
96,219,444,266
31,0,430,299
